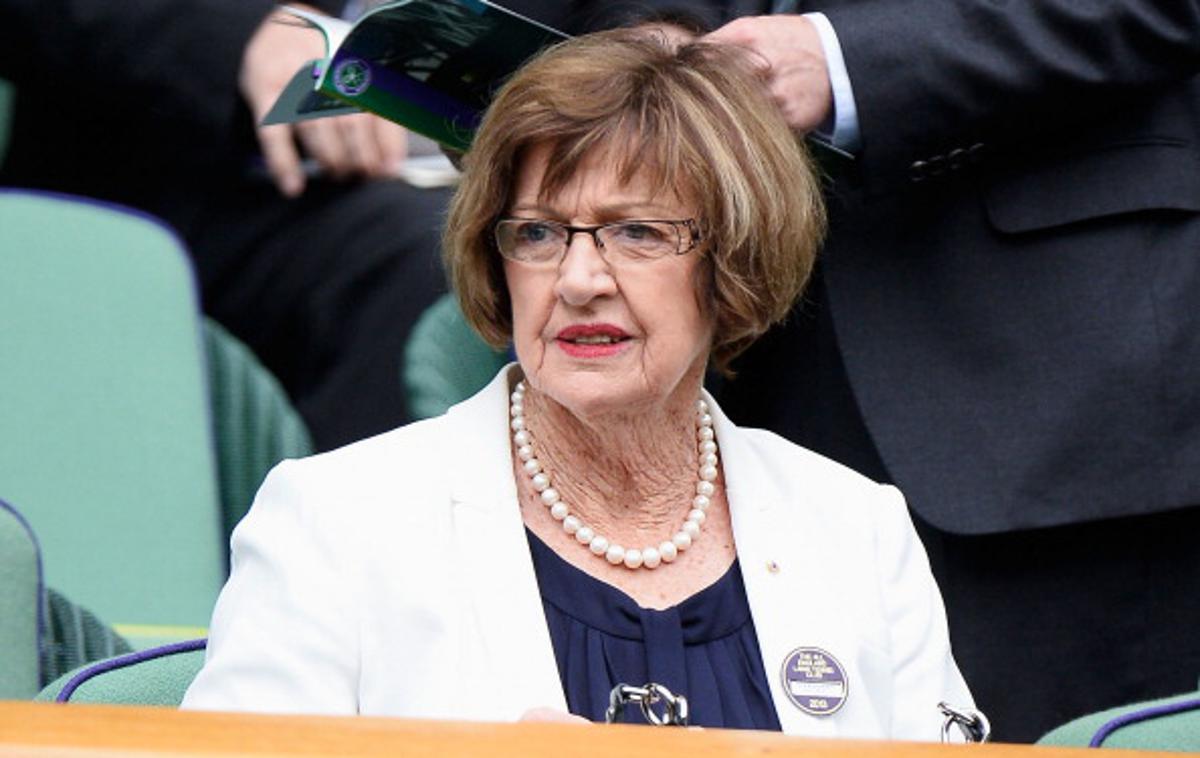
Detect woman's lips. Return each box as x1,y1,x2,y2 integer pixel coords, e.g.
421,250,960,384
555,324,632,358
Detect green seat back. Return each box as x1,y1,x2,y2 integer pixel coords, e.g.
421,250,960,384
203,319,312,540
0,498,41,698
0,191,224,647
37,639,205,706
403,293,509,420
1038,689,1200,752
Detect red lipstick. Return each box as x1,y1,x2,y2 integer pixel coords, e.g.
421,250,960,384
555,323,632,359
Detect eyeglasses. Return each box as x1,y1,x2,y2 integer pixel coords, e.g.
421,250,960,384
494,218,702,265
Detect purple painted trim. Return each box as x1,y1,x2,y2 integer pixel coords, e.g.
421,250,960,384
0,498,47,687
56,638,207,703
1089,696,1200,748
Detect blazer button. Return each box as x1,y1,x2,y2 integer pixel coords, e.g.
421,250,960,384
909,160,930,182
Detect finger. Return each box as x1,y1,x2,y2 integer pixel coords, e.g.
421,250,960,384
257,124,306,197
337,113,382,176
372,120,408,176
296,117,349,178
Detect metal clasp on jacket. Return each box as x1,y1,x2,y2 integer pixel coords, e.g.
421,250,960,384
939,701,991,743
606,683,689,726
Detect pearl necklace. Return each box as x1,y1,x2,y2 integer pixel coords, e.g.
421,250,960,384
509,381,718,570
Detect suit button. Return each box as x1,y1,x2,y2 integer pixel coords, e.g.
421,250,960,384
947,148,967,171
909,160,929,182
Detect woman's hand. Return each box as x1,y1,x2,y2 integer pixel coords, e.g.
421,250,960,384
518,707,591,724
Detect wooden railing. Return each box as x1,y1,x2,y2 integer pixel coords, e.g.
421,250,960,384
0,701,1165,758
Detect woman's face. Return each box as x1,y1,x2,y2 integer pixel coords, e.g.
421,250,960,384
503,143,713,419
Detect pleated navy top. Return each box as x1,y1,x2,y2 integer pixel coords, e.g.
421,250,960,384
527,530,782,729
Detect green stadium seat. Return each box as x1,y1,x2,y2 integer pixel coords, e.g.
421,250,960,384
37,639,205,706
0,190,225,648
0,498,41,698
1038,689,1200,752
403,293,509,420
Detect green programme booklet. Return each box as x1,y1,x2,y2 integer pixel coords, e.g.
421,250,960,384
263,0,568,151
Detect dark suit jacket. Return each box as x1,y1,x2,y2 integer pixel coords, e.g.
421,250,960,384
556,0,1200,536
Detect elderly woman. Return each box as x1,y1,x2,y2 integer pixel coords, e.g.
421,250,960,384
183,30,972,738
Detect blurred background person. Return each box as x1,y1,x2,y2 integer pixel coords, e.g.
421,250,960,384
0,0,452,450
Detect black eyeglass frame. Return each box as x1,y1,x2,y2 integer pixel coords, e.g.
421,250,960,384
493,218,703,263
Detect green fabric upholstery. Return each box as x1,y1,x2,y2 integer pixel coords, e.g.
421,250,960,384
0,191,225,646
40,587,133,687
0,499,41,698
203,319,312,540
36,640,205,706
403,293,509,420
1038,688,1200,752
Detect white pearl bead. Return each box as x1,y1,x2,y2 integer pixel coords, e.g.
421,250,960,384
697,413,713,427
589,535,608,554
523,458,541,475
539,487,559,505
659,541,678,562
515,381,526,392
517,445,534,461
699,465,718,481
576,526,595,544
642,547,661,569
696,399,708,414
511,417,526,431
510,403,523,417
697,480,715,497
699,440,717,455
701,453,718,468
511,390,524,403
514,430,530,446
673,531,692,550
693,494,710,511
697,426,714,442
688,508,706,525
563,515,581,534
623,549,643,569
606,544,626,565
682,520,701,538
550,502,569,520
531,473,550,492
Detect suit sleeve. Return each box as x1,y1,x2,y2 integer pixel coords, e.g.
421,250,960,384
873,484,974,740
182,459,361,714
824,0,1200,184
0,0,343,136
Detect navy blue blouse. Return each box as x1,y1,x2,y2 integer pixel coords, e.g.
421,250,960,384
527,531,782,729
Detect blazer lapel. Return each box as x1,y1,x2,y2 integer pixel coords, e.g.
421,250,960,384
447,367,567,719
710,394,857,737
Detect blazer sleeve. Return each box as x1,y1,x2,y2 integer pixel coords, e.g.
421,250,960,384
182,459,362,714
873,485,974,740
824,0,1200,185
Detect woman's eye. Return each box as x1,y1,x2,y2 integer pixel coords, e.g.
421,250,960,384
615,223,663,241
517,222,556,243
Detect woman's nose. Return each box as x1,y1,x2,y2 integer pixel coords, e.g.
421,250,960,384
554,233,617,305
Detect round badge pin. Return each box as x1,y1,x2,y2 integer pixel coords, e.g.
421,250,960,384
780,647,848,716
333,58,372,97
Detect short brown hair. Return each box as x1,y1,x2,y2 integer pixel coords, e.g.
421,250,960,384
444,29,825,373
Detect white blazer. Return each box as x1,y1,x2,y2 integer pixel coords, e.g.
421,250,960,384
183,365,972,740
